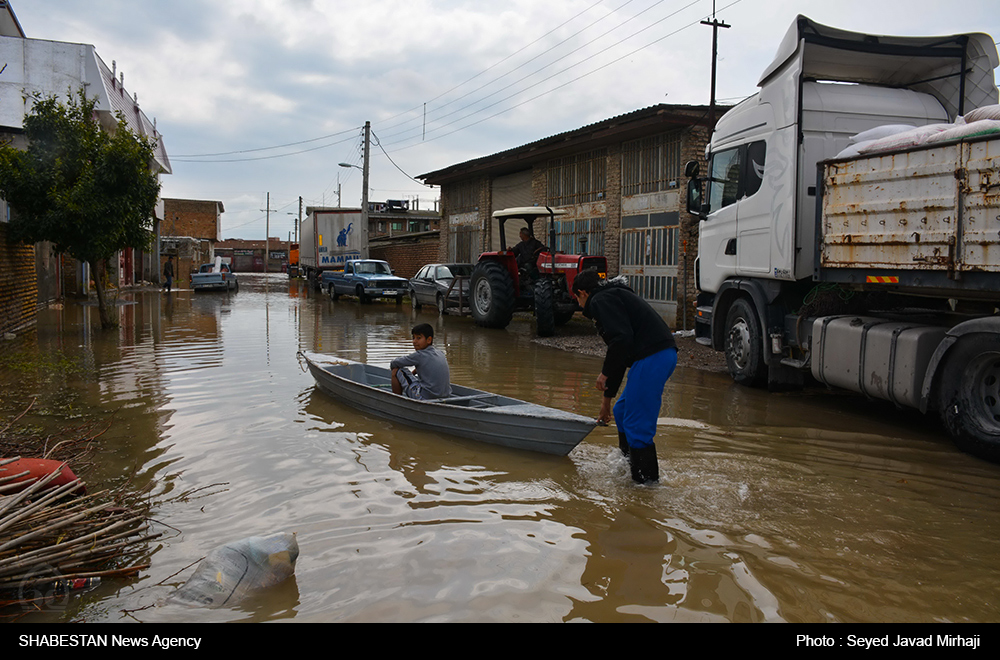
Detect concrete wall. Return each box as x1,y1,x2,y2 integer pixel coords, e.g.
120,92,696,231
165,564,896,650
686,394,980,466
0,36,105,129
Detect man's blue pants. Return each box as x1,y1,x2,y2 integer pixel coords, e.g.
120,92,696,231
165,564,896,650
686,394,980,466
613,347,677,449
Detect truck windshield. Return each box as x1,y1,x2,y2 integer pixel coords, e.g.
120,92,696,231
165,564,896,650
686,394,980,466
355,262,390,275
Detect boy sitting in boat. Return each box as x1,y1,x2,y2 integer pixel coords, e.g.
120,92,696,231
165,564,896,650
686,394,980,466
390,323,453,400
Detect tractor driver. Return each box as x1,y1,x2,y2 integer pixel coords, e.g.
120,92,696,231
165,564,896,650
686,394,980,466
513,228,546,274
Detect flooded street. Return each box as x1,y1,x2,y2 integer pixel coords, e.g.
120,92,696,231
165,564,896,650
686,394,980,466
3,273,999,623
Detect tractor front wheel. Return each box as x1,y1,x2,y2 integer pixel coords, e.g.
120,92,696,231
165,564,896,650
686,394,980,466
470,262,515,329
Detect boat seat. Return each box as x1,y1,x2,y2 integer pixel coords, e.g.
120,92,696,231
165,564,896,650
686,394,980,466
435,393,494,404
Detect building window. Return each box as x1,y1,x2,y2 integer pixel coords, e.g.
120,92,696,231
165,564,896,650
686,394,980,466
552,217,606,255
622,131,682,196
547,149,606,206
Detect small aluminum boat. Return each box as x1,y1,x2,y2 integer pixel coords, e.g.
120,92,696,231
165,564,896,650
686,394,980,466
302,352,595,455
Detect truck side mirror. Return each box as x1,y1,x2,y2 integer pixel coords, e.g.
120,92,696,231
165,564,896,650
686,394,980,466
684,160,700,178
686,178,706,219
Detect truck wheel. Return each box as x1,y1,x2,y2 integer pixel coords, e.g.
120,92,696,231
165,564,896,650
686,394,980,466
724,297,767,387
410,288,421,310
534,279,555,337
356,284,368,304
329,284,340,301
437,293,447,315
936,334,1000,462
470,262,515,329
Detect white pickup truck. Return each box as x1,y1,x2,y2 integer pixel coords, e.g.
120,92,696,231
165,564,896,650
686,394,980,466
192,262,239,292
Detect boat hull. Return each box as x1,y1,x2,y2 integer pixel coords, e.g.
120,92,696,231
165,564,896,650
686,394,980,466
303,352,594,455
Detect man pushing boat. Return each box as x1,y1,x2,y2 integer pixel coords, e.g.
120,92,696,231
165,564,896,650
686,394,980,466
572,269,677,483
390,323,453,400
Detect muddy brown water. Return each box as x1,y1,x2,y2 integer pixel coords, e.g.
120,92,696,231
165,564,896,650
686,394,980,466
2,273,999,623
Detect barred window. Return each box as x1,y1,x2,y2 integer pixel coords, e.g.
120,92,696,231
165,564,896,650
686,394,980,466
552,217,606,255
547,149,606,206
622,131,682,196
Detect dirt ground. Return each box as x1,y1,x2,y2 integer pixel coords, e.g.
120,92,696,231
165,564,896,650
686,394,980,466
530,315,728,374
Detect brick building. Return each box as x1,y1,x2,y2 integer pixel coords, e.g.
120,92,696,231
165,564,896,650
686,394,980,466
215,238,292,273
159,198,224,283
419,104,717,327
370,231,440,279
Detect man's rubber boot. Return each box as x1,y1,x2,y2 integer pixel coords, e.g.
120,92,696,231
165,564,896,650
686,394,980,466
629,444,659,484
618,431,629,458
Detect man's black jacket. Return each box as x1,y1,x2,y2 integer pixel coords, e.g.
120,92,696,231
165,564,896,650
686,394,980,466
583,282,676,398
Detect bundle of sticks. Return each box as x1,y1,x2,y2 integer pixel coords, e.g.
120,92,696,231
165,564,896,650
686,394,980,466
0,402,159,612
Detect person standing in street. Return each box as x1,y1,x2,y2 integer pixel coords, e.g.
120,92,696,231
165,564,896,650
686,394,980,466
572,268,677,483
163,256,174,293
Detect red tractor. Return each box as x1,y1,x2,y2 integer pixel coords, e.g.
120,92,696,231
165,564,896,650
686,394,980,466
470,206,608,337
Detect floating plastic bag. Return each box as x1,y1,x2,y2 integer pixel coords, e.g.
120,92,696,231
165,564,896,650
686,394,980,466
169,532,299,608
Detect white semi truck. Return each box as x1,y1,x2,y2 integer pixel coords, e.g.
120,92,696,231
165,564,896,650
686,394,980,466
686,16,1000,460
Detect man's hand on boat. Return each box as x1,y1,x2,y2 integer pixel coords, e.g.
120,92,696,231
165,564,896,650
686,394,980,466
597,396,612,426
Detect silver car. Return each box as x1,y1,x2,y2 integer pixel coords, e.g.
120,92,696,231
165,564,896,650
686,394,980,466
409,263,473,314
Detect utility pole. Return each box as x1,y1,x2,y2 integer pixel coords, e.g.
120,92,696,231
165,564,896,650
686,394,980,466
297,196,302,244
701,2,730,126
362,120,370,247
260,192,277,273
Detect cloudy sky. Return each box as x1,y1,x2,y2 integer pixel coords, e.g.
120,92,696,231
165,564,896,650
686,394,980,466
12,0,1000,240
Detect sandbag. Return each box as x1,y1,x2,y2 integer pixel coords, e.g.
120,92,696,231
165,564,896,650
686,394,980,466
858,124,951,154
835,140,876,159
925,119,1000,143
849,124,915,144
169,532,299,608
964,104,1000,122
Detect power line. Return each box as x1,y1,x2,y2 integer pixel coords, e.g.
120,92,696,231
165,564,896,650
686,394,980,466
388,0,742,152
384,0,709,149
172,125,362,159
171,132,361,163
371,0,611,135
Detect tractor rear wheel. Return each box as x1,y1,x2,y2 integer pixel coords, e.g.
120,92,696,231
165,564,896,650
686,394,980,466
470,262,515,329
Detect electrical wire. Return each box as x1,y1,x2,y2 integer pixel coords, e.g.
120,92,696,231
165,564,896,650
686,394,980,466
385,0,725,150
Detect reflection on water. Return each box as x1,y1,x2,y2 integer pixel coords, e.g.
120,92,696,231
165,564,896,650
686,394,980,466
2,274,999,623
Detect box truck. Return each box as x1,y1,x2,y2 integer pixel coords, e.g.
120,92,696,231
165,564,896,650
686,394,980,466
299,207,366,289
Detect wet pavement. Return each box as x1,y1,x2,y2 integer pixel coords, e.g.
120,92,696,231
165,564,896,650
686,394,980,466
2,273,999,622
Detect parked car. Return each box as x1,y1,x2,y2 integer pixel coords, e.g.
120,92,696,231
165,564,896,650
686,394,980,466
409,263,474,314
324,259,408,303
192,263,239,292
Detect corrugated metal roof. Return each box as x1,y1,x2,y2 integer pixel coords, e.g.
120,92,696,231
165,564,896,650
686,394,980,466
96,54,171,175
419,103,718,184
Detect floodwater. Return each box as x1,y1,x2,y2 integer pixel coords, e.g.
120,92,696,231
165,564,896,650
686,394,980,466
2,273,999,623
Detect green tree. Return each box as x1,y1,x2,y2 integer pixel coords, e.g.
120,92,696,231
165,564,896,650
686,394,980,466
0,89,162,329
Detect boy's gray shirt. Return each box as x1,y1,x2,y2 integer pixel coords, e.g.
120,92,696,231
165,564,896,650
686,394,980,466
390,345,452,399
